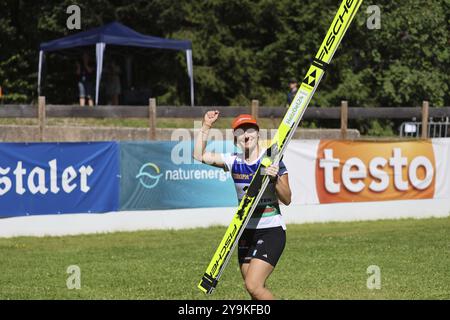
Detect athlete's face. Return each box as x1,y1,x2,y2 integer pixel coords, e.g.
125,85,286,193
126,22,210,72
234,124,259,151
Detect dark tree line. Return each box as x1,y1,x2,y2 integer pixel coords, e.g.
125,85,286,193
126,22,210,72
0,0,448,108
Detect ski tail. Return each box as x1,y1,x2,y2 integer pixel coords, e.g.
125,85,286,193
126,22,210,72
198,191,258,294
198,0,363,295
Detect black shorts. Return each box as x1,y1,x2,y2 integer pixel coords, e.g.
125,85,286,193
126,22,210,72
238,226,286,267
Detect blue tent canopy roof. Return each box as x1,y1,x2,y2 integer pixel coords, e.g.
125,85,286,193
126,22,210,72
40,21,192,52
38,21,194,106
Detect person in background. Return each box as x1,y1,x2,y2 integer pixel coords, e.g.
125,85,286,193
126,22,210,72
286,78,298,107
76,52,94,107
105,58,121,105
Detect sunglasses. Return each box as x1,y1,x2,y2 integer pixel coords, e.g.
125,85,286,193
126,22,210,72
233,128,258,137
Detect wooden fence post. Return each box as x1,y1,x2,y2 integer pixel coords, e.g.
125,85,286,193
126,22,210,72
251,99,259,121
149,98,157,140
340,100,348,140
38,96,46,142
421,100,429,139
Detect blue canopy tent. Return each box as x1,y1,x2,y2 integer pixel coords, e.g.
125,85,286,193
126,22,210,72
38,22,194,106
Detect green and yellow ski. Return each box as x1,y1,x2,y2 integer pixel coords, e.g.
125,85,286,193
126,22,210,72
199,0,363,294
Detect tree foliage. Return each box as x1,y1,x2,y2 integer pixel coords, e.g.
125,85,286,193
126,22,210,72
0,0,448,107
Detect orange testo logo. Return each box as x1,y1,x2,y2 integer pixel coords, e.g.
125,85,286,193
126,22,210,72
316,141,436,203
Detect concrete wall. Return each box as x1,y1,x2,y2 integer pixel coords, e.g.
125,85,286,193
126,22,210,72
0,199,448,238
0,125,360,142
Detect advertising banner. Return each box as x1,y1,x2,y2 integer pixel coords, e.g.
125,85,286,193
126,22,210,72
120,141,237,210
2,139,448,216
0,142,120,216
283,139,450,205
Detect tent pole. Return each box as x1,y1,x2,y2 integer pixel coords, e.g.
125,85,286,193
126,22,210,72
95,42,106,105
186,49,194,107
38,50,44,96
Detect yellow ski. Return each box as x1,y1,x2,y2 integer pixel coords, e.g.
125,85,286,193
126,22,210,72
199,0,363,294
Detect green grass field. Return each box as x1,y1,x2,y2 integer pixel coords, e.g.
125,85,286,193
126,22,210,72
0,217,449,300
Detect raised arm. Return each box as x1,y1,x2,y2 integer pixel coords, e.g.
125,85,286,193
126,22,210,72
193,110,226,169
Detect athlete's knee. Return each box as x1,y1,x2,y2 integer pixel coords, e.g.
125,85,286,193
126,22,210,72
244,278,265,297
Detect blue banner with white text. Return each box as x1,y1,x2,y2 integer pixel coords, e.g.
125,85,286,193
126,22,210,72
0,142,119,216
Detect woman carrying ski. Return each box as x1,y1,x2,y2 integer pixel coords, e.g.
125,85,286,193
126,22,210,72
194,110,292,300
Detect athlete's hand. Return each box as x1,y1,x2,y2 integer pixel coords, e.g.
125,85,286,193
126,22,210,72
265,164,279,180
203,110,220,128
